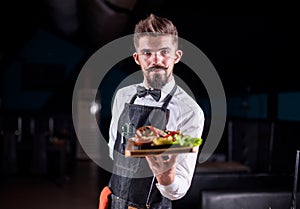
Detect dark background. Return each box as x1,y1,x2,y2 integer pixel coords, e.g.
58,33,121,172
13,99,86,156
0,2,298,111
0,1,300,208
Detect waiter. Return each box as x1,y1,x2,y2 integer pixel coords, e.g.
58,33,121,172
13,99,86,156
106,14,205,209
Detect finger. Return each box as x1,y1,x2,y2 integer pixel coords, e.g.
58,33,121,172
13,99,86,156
145,156,157,166
155,156,165,164
168,154,178,164
145,156,160,175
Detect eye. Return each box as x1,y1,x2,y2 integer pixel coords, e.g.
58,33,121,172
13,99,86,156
141,50,152,56
160,49,170,56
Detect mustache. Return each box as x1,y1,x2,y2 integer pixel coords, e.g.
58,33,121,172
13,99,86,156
146,66,168,72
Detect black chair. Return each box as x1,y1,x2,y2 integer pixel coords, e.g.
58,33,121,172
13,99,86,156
201,190,299,209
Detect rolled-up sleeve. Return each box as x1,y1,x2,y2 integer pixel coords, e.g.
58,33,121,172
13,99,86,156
156,102,204,200
156,152,198,200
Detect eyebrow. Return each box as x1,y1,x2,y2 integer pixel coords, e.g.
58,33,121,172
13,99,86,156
140,47,171,52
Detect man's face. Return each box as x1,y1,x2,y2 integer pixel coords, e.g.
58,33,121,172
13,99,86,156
133,35,182,89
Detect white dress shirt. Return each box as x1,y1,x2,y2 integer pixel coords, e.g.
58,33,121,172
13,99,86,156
108,76,205,200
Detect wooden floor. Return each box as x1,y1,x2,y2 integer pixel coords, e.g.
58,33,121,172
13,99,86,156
0,160,110,209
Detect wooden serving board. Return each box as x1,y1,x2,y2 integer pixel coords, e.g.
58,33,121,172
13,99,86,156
125,139,199,157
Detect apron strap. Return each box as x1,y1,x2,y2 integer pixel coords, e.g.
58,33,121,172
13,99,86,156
161,85,177,111
145,176,156,209
129,94,138,104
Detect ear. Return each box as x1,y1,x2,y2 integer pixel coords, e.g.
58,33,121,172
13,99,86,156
133,52,141,65
174,50,183,64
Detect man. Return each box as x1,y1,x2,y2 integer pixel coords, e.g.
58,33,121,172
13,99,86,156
107,14,205,209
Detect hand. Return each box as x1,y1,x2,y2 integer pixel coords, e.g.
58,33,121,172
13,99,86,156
146,154,177,185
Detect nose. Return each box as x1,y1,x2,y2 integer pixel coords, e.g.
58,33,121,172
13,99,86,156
153,52,163,64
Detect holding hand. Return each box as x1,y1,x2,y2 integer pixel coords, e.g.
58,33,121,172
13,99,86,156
146,154,178,185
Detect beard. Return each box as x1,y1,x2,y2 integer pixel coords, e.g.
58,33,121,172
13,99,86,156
146,69,169,89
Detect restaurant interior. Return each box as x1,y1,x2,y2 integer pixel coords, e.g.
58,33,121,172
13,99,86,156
0,1,299,209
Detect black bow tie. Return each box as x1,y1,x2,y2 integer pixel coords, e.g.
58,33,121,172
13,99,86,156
136,86,161,102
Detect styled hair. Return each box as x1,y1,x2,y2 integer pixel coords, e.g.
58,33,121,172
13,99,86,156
133,14,178,49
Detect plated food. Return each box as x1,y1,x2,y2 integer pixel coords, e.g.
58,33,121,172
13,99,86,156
133,125,202,147
125,125,203,157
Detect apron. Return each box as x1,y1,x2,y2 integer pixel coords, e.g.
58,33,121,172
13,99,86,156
109,85,177,209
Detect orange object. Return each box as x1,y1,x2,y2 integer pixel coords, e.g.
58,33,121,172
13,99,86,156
98,186,112,209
